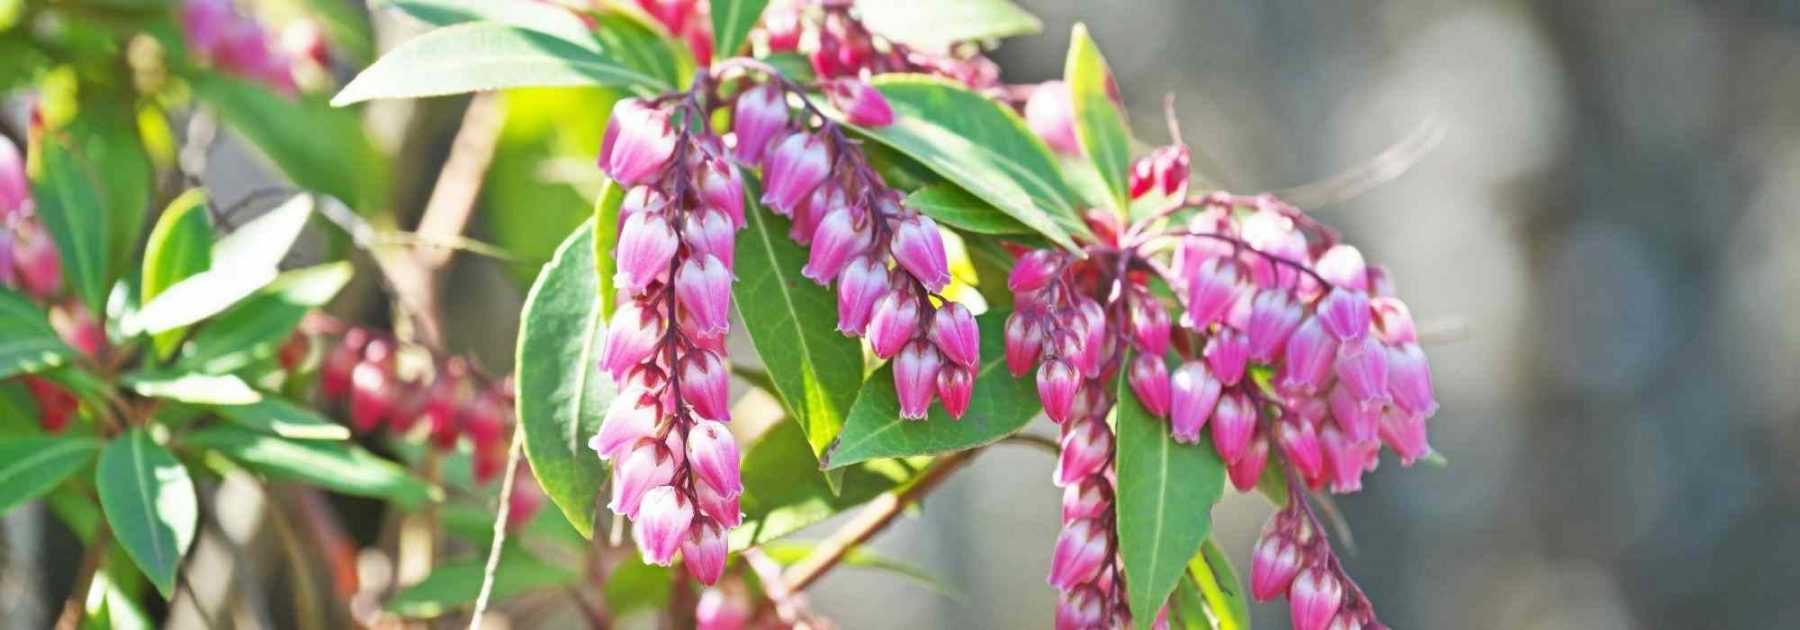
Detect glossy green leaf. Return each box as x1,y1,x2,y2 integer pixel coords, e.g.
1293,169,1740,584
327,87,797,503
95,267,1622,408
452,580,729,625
332,23,667,106
1066,24,1132,215
184,425,439,507
30,134,112,314
589,9,694,92
711,0,769,58
733,419,908,550
855,0,1041,52
847,75,1086,250
0,435,101,511
592,180,623,321
516,220,612,537
140,189,214,359
65,104,153,284
193,74,388,210
125,372,261,405
381,0,599,47
209,398,350,441
1114,352,1226,629
385,545,579,618
1188,537,1251,630
97,428,197,597
177,262,352,374
0,286,76,380
826,311,1040,469
734,183,865,478
905,183,1035,236
130,194,314,336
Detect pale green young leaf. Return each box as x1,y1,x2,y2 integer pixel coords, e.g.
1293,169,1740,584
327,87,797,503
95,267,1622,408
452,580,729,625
209,397,351,441
177,262,352,374
1188,537,1251,630
1066,23,1132,215
140,189,214,359
125,372,262,405
332,23,667,106
130,194,314,335
905,183,1036,236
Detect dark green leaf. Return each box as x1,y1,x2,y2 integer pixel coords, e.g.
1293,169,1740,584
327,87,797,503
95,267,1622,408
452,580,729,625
0,435,101,511
193,74,389,210
209,398,350,441
177,262,352,374
1066,24,1132,215
847,75,1086,250
125,373,261,406
332,23,667,106
603,555,673,614
1114,352,1226,629
130,195,314,336
381,0,599,48
905,183,1035,236
733,420,908,550
385,546,579,618
96,428,198,597
826,311,1040,468
0,286,76,380
185,425,439,506
855,0,1041,52
589,9,694,92
711,0,769,58
733,183,864,479
64,103,153,285
963,236,1016,311
516,220,612,537
1188,537,1251,630
30,134,112,314
140,189,214,359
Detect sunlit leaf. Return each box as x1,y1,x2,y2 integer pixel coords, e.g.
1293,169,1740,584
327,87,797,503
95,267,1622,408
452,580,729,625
904,183,1035,236
381,0,599,48
208,398,350,441
96,428,197,597
855,0,1041,52
1066,23,1132,215
185,425,439,507
177,262,352,374
140,190,214,359
0,286,76,380
130,195,313,335
30,133,112,314
1187,537,1251,630
333,23,668,106
125,372,262,405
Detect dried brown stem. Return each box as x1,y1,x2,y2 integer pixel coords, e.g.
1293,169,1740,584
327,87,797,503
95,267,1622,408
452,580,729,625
780,448,982,592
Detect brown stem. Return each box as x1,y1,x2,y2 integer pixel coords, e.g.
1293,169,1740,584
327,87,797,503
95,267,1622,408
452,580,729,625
780,448,982,592
52,523,109,630
468,423,526,630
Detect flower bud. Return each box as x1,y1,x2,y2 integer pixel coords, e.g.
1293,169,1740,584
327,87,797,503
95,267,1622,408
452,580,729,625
1185,257,1240,330
761,132,830,214
609,439,677,518
936,365,973,419
1055,417,1112,487
685,209,737,271
24,376,76,433
835,255,889,335
1037,359,1080,423
1025,81,1079,156
697,587,748,630
679,350,732,422
1169,362,1221,444
1204,328,1250,387
600,99,676,186
1278,317,1337,396
616,211,678,294
675,255,733,337
891,214,952,292
1047,519,1110,590
1276,417,1324,484
1054,586,1106,630
1321,424,1374,494
600,300,665,381
0,135,27,217
349,356,394,433
1315,244,1367,292
1377,407,1431,466
679,518,730,585
697,158,745,228
591,391,660,460
1008,250,1064,293
1061,476,1112,523
1128,354,1171,417
803,206,870,284
1250,534,1301,601
1005,314,1045,377
894,341,943,420
1228,434,1270,492
1290,567,1344,630
928,303,980,368
1210,391,1256,463
1129,295,1172,355
686,420,742,498
1327,384,1378,443
827,78,895,127
692,476,743,527
1071,298,1108,378
732,84,789,164
1247,290,1304,362
633,486,694,565
1318,289,1371,342
1333,335,1390,408
867,290,921,359
1386,343,1437,417
12,225,62,299
321,329,369,399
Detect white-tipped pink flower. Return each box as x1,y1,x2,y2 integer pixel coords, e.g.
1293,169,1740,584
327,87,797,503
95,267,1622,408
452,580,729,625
697,158,745,227
1315,244,1367,291
684,209,737,271
615,212,678,294
835,256,889,335
1185,257,1240,330
12,227,62,299
1061,477,1112,522
632,486,693,565
600,300,664,380
891,214,951,292
1005,315,1045,377
866,290,920,359
1277,417,1325,484
928,303,980,368
803,206,869,283
1250,534,1302,601
1130,296,1172,355
936,365,973,419
696,587,748,630
1318,289,1371,341
1320,425,1374,494
1386,343,1437,417
1333,335,1390,408
1169,362,1222,444
1328,384,1378,443
600,99,677,186
591,392,660,459
679,351,732,422
1228,434,1270,492
1054,586,1106,630
1037,359,1080,423
1211,391,1256,463
1378,407,1431,466
693,478,743,527
1247,289,1304,362
1278,317,1337,395
1370,296,1418,345
1204,328,1251,386
1072,298,1108,378
1025,81,1079,156
1289,567,1344,630
1047,519,1110,590
894,341,943,420
1055,417,1112,486
609,440,676,518
681,519,729,584
1008,249,1064,292
675,255,733,337
1128,353,1172,417
732,83,789,163
760,132,830,214
686,420,741,498
827,78,895,127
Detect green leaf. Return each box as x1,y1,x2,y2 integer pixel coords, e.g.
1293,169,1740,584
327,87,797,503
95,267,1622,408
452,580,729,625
1188,537,1251,630
332,23,667,106
592,180,623,321
711,0,769,58
140,189,214,359
192,74,389,210
30,133,113,314
733,182,864,479
589,10,695,92
96,428,198,597
209,398,350,441
904,183,1035,236
0,286,76,380
385,546,580,618
826,311,1040,469
1066,23,1132,215
64,103,154,284
381,0,600,48
0,435,101,511
516,220,612,537
603,555,673,614
733,419,907,550
1114,352,1226,629
177,262,352,374
184,425,439,507
855,0,1041,52
848,75,1086,250
125,372,261,406
130,194,314,336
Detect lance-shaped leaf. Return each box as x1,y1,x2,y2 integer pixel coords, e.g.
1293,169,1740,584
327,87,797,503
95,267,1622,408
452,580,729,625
30,134,112,314
184,425,439,507
125,373,261,406
385,545,579,618
97,428,198,597
0,435,101,511
844,75,1086,250
130,194,314,335
516,220,613,537
733,184,864,477
711,0,769,58
855,0,1041,52
0,286,76,380
826,311,1040,469
177,262,352,374
193,74,389,210
1187,537,1251,630
381,0,600,47
333,23,667,106
140,190,214,359
209,397,351,441
1066,23,1133,215
1114,351,1226,629
904,183,1036,237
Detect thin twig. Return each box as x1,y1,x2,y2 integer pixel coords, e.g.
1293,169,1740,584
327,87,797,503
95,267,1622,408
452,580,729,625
1001,433,1061,456
781,448,982,592
51,525,108,630
469,423,527,630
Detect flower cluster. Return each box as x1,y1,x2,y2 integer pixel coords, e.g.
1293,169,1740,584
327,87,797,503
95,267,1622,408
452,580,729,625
733,75,977,419
180,0,312,93
589,91,744,585
634,0,715,65
756,0,1001,89
1251,490,1387,630
2,134,96,433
